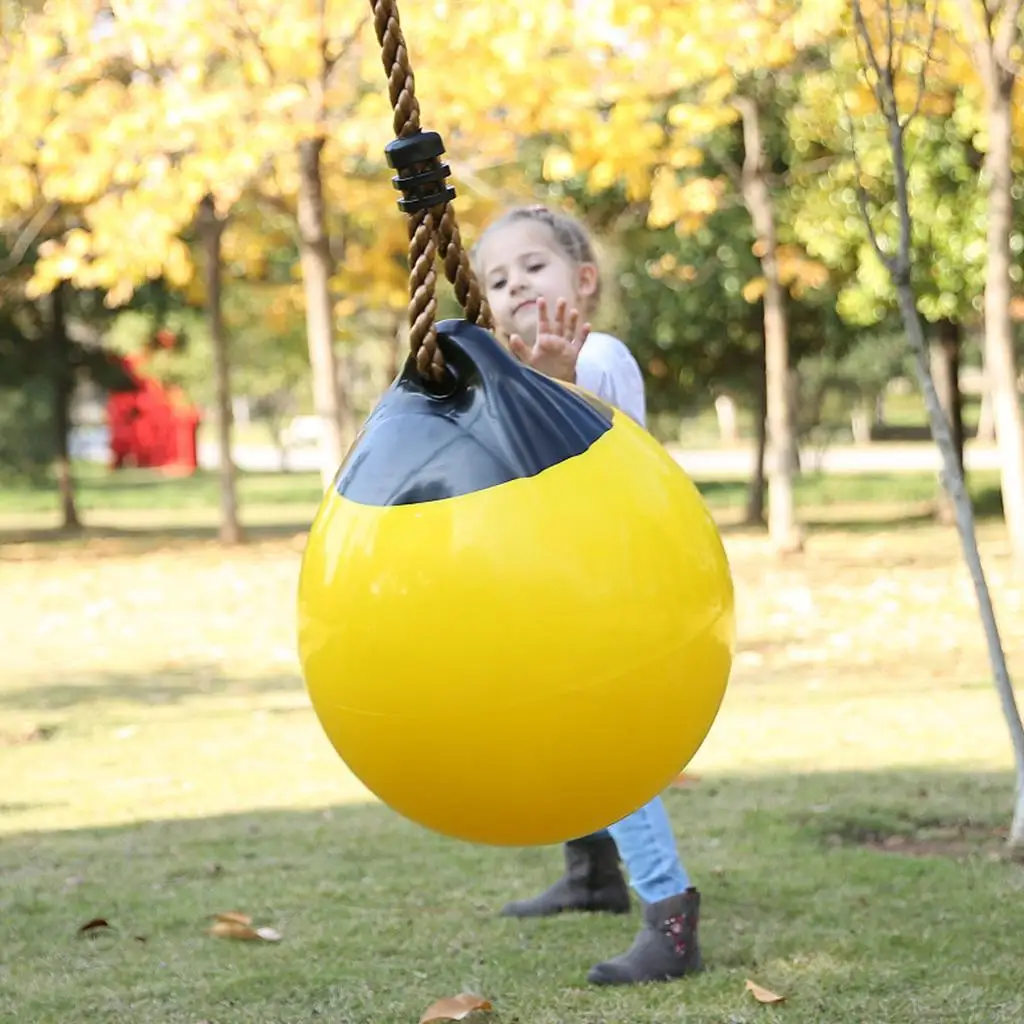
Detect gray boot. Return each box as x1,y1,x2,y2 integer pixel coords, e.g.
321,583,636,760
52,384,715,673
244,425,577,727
499,834,631,918
586,887,703,986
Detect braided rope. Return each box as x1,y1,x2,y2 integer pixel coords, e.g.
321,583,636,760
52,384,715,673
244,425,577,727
369,0,493,381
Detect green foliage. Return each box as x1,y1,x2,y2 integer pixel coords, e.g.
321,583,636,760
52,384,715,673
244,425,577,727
105,309,210,397
788,79,997,327
0,291,135,482
0,376,55,483
103,278,310,422
536,90,877,420
795,326,913,442
222,281,310,412
609,213,764,411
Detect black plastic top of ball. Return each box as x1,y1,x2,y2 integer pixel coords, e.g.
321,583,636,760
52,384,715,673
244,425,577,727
334,320,614,506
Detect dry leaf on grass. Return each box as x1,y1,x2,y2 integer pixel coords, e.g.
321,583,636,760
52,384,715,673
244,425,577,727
208,911,281,942
1,724,58,746
419,993,493,1023
213,911,251,925
745,979,785,1004
77,917,111,935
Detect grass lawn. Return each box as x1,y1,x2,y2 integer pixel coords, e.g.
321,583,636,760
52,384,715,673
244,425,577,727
0,459,1005,536
3,501,1024,1022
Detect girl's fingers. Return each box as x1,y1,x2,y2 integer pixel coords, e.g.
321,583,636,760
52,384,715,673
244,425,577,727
533,300,588,357
565,307,579,343
536,297,550,337
508,334,530,362
553,298,567,339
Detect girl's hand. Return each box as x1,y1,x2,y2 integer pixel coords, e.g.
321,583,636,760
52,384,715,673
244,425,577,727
508,297,590,383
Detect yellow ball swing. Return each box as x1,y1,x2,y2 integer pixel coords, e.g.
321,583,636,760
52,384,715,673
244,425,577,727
296,0,735,847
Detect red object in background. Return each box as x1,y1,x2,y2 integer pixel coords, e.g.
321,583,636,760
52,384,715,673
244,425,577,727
107,350,202,474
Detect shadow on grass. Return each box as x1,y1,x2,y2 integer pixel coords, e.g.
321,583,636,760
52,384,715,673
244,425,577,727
0,518,314,557
0,512,951,552
0,664,303,713
0,801,66,816
73,468,326,505
2,768,1022,1023
0,475,1005,557
716,512,941,536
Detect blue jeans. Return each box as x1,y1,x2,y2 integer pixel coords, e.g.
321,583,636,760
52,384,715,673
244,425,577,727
600,796,690,904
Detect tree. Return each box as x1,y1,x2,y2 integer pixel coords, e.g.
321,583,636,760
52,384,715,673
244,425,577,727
0,5,141,520
788,45,1008,513
10,2,595,489
574,194,853,522
198,195,242,544
45,285,79,529
736,86,803,547
948,0,1024,562
548,0,847,552
19,1,362,490
847,0,1024,849
542,97,867,523
0,276,136,521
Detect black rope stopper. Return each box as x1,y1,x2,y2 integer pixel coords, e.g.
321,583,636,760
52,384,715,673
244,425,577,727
385,131,456,212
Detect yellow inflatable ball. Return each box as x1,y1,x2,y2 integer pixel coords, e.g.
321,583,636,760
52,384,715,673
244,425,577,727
297,320,735,847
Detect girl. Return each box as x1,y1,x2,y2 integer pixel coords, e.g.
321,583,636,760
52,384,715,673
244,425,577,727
471,204,704,988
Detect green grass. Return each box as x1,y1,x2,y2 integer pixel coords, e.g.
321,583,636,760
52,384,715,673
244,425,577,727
882,391,985,431
0,462,326,515
0,459,1004,529
3,518,1024,1022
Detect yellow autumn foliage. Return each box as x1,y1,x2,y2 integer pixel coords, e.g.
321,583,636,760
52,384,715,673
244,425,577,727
1,0,1016,317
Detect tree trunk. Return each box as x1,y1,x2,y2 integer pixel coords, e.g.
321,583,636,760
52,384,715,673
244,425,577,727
930,318,964,524
976,384,996,443
786,368,802,475
982,82,1024,564
296,137,351,490
745,326,767,526
858,0,1024,849
50,284,80,532
850,398,872,444
930,319,964,471
737,95,801,553
896,277,1024,853
714,393,739,444
200,196,242,545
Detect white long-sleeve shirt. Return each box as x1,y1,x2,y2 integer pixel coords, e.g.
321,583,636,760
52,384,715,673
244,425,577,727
574,331,647,428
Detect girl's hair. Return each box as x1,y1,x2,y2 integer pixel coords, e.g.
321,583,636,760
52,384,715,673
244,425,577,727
472,204,603,308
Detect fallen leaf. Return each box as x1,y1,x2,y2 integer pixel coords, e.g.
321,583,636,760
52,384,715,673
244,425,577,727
745,979,785,1004
671,772,700,787
419,993,493,1023
208,920,252,940
212,911,251,926
1,724,58,747
208,916,282,942
77,917,111,935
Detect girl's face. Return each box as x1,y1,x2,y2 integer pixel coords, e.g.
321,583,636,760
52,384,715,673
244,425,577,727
477,220,597,346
